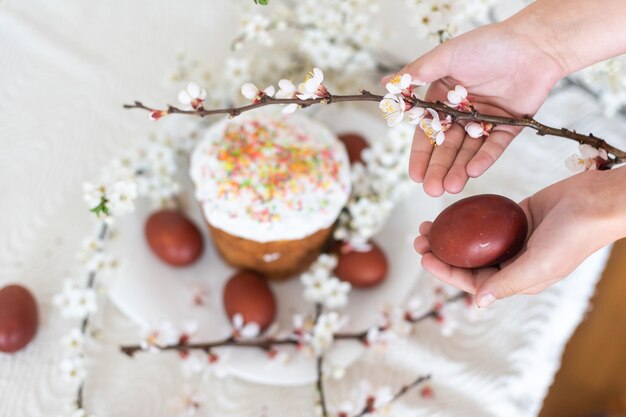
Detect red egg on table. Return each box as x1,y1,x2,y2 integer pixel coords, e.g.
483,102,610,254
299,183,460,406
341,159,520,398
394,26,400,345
145,210,204,267
0,284,39,353
428,194,528,269
223,271,276,332
338,133,369,165
335,242,389,288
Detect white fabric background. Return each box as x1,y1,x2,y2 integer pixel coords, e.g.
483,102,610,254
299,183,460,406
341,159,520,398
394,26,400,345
0,1,623,416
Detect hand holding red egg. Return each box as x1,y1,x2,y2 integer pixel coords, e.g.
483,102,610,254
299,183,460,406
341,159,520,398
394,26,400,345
415,169,626,308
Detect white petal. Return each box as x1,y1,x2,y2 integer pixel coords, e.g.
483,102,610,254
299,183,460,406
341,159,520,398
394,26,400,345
282,103,299,113
241,322,261,338
447,90,461,105
304,77,320,93
579,144,599,159
386,111,404,127
296,93,313,100
232,313,244,328
312,67,324,82
241,83,259,100
598,148,608,160
407,106,425,122
187,82,201,98
399,73,412,89
565,155,584,172
454,85,468,99
435,131,446,145
385,82,402,95
465,122,484,138
263,85,276,97
178,90,192,105
278,79,295,92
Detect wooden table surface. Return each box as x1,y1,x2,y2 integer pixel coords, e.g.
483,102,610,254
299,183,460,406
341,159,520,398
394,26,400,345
540,238,626,417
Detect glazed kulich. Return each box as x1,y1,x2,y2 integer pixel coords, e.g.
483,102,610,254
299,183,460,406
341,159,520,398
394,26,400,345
190,109,351,279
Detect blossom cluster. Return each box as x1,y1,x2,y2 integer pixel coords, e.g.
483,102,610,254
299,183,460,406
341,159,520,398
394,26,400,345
235,0,381,72
82,132,190,218
300,254,351,309
379,74,492,145
405,0,499,41
565,144,609,172
335,124,414,246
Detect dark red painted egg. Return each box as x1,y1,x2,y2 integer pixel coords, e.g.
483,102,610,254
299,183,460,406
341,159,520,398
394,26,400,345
335,242,388,288
338,133,369,165
429,194,528,268
145,210,204,267
223,271,276,331
0,284,39,353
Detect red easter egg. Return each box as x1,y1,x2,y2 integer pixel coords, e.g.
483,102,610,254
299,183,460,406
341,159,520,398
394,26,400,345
0,284,39,353
223,271,276,331
145,210,204,267
429,194,528,268
335,242,389,288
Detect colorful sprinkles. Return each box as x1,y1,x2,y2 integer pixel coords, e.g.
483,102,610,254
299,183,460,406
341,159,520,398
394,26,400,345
202,118,344,223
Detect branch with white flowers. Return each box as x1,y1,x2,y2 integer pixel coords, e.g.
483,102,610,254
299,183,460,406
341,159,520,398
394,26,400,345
125,69,626,169
118,291,466,356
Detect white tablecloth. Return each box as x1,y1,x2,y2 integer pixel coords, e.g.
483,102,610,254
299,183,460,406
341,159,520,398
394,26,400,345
0,1,622,416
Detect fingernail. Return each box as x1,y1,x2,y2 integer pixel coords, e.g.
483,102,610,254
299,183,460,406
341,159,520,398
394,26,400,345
477,293,496,308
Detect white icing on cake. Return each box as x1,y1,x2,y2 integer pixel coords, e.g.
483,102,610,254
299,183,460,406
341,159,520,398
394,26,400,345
190,110,351,242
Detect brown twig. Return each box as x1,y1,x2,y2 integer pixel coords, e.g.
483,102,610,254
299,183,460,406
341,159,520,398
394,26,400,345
352,374,432,417
119,292,467,356
124,91,626,167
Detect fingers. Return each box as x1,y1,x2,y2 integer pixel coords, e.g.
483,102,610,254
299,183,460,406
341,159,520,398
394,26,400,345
474,248,545,307
413,221,432,255
408,127,434,183
420,253,477,294
442,133,483,194
422,124,466,197
466,127,517,178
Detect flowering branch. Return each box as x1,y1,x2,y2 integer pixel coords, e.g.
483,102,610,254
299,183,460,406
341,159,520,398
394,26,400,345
76,221,108,410
353,374,432,417
124,87,626,167
119,292,466,356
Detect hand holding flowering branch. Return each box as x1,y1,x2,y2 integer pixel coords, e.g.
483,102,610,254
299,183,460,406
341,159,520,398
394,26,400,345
124,69,626,171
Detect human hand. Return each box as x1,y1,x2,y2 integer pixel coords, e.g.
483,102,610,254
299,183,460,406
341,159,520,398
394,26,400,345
385,22,567,196
414,167,626,307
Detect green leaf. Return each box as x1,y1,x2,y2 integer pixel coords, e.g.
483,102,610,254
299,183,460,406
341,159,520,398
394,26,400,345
253,0,269,5
90,196,110,217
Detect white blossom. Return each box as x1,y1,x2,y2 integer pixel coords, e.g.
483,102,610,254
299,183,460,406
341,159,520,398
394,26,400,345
447,85,468,107
297,68,329,100
232,313,261,339
420,108,451,145
464,121,492,139
379,94,406,127
276,79,297,99
177,82,207,110
311,312,344,355
82,182,105,209
59,356,87,383
240,14,274,46
61,328,85,354
139,321,179,352
53,280,98,320
107,180,138,215
240,83,275,103
565,144,609,172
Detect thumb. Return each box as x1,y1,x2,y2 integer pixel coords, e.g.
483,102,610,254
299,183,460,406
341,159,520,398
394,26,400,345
381,44,453,85
474,249,540,308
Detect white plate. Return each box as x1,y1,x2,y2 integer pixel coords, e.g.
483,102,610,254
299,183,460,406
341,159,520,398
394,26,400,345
108,107,443,386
